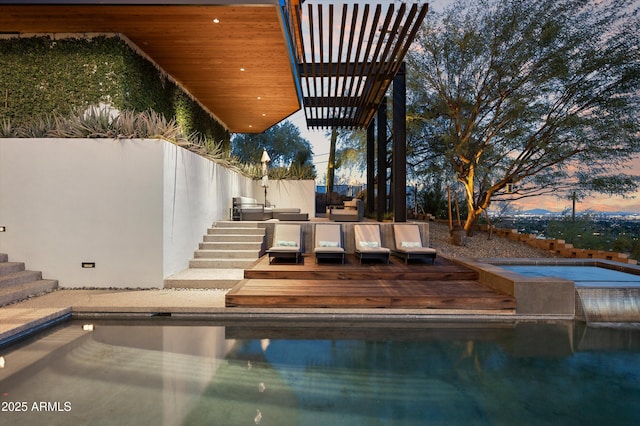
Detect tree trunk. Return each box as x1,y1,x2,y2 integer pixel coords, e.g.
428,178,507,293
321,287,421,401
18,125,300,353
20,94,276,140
326,128,337,204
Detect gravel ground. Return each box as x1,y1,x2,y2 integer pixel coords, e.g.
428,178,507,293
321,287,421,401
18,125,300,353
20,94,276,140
428,221,557,259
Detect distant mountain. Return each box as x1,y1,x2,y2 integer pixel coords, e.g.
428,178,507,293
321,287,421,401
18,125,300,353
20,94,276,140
512,209,639,217
519,209,556,216
594,211,639,217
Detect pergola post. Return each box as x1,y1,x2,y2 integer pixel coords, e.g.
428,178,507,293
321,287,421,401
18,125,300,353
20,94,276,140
376,99,387,222
392,62,407,222
366,119,375,216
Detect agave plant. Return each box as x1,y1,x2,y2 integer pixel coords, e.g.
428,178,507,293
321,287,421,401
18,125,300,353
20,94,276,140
4,106,315,180
0,118,15,137
114,110,139,139
286,163,315,180
18,114,56,138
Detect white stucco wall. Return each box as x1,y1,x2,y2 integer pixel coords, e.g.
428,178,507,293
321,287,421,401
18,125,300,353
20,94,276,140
0,138,164,287
253,178,315,215
162,143,255,277
0,138,314,288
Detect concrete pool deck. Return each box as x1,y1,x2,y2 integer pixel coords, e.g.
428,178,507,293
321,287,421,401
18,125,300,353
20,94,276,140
0,287,579,346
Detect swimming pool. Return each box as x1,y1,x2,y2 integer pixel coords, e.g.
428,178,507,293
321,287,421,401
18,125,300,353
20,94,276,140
1,320,639,425
500,265,640,288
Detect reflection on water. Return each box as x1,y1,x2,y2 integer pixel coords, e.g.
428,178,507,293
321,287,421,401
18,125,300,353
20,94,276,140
501,265,640,287
0,321,639,425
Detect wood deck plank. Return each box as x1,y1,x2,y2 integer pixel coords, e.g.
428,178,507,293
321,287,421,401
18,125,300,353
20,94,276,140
226,254,516,311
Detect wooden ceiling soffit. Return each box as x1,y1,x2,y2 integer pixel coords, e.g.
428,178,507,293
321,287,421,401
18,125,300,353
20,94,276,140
282,1,428,130
0,2,300,134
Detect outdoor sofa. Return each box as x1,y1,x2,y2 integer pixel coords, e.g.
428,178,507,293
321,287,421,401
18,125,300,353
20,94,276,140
328,198,364,222
232,196,308,221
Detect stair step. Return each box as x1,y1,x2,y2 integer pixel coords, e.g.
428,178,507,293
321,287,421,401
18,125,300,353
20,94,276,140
194,249,262,259
213,221,261,228
0,262,26,275
164,268,244,289
166,221,266,289
189,258,257,269
199,241,263,250
0,270,43,288
0,279,58,307
207,227,265,236
203,234,265,243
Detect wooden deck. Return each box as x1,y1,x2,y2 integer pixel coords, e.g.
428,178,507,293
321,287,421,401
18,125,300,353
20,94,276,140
226,255,516,312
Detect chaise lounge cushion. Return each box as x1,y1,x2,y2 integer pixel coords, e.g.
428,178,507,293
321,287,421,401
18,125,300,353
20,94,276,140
267,224,302,263
353,224,390,263
392,224,436,264
313,223,345,263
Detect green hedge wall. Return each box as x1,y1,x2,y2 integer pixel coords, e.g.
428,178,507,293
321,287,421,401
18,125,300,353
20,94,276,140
0,35,229,148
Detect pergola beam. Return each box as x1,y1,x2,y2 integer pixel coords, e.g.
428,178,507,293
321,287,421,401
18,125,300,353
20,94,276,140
284,1,428,130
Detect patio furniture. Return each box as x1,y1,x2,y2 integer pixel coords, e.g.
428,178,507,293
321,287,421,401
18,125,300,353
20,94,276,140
232,196,272,221
392,224,437,264
353,224,390,264
328,198,364,222
267,224,302,264
272,208,309,221
313,223,345,263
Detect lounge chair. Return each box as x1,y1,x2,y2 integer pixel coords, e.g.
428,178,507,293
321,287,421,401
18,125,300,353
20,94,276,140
392,224,437,264
313,223,345,263
353,224,390,264
267,224,302,264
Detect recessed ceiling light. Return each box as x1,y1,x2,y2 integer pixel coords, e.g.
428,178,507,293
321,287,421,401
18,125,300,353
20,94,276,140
249,125,253,128
240,67,246,72
212,18,220,23
262,113,266,117
257,96,261,100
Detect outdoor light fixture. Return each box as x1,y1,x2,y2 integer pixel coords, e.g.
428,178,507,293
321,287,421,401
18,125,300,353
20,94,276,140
82,324,94,331
0,226,5,232
82,262,95,268
0,356,5,368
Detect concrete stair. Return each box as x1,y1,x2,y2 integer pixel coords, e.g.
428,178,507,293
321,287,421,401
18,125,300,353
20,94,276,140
0,253,58,307
164,221,266,289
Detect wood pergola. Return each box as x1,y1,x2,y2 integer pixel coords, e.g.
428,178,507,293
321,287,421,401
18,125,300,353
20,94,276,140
283,1,428,221
284,1,427,130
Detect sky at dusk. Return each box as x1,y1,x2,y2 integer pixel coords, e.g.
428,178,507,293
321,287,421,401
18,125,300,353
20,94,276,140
296,110,640,214
291,0,640,214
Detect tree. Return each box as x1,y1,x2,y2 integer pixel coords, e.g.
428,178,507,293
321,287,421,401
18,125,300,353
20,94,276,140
407,0,640,233
325,127,372,195
231,121,315,172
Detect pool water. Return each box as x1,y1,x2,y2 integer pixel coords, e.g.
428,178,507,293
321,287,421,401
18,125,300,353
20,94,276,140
1,321,640,425
501,265,640,287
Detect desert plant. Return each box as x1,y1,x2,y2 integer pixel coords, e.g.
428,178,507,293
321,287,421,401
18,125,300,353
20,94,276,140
19,114,56,138
0,118,15,137
286,163,315,180
2,106,316,181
